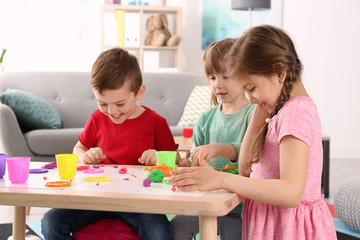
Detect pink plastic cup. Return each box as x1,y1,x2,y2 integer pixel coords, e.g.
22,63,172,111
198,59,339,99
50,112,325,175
6,157,31,183
0,153,7,178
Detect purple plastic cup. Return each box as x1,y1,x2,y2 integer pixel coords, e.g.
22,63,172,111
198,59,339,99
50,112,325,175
0,153,7,178
6,157,31,183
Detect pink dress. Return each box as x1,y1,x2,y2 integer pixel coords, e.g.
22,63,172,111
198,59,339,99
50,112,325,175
242,97,336,240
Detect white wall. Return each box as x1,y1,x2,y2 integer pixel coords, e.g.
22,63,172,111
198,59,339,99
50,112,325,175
282,0,360,159
181,0,360,159
1,0,360,159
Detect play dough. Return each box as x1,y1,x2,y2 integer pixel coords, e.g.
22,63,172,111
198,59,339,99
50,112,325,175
45,181,71,187
41,161,57,169
143,177,152,187
149,163,173,177
83,168,104,174
77,165,90,171
225,163,236,170
147,169,164,182
219,169,239,174
29,168,48,174
85,176,111,182
118,167,127,174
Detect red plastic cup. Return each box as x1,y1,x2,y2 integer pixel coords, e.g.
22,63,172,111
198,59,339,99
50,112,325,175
182,128,193,138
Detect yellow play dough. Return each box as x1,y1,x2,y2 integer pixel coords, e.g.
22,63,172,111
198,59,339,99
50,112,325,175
85,176,111,182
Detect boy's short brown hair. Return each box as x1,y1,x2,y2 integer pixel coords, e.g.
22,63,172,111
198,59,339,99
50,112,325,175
91,48,142,94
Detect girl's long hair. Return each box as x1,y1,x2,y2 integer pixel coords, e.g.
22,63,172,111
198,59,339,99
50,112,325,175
229,25,303,174
203,38,236,106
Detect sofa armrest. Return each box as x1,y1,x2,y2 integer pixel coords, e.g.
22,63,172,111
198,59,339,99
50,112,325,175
0,103,33,157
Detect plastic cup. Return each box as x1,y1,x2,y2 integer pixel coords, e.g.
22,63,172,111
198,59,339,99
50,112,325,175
6,157,31,183
183,128,193,138
56,154,78,180
156,151,177,169
0,153,7,178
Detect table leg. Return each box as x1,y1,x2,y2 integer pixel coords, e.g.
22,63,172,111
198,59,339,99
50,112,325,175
13,206,26,240
322,139,330,198
199,216,217,240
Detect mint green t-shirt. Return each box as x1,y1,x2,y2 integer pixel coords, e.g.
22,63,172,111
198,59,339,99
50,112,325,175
191,103,254,214
192,103,254,169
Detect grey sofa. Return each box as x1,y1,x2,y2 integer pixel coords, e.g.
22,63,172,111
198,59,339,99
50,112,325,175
0,72,207,162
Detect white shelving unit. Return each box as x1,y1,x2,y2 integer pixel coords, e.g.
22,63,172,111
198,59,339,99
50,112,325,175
100,5,183,72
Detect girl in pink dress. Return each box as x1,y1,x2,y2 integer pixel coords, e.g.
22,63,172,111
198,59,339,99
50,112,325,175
169,25,336,239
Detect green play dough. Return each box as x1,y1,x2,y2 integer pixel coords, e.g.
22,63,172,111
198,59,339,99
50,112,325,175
219,169,239,174
147,169,165,182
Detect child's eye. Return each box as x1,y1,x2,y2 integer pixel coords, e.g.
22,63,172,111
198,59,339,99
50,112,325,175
250,87,255,92
209,77,216,81
116,104,124,107
99,103,107,107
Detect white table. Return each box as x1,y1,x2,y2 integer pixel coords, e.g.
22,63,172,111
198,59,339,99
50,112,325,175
0,163,242,240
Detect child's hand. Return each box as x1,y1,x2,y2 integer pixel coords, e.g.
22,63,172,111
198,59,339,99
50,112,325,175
168,163,222,191
138,149,157,166
176,157,192,167
191,144,221,166
82,147,106,164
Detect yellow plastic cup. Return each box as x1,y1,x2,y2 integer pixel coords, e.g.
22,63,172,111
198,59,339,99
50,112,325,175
156,151,177,169
56,154,78,180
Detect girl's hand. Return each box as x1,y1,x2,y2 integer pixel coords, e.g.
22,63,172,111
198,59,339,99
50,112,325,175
176,157,192,167
191,144,221,166
168,164,222,191
138,149,157,166
83,147,106,164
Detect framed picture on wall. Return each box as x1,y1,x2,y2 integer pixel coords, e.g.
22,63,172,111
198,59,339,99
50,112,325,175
202,0,283,49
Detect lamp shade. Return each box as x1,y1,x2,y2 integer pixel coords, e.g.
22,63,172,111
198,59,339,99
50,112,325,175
231,0,271,10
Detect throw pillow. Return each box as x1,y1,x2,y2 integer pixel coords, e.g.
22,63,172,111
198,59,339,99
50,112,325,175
177,85,212,127
0,88,62,131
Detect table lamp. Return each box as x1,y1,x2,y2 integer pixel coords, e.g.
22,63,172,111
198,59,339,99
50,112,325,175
231,0,271,26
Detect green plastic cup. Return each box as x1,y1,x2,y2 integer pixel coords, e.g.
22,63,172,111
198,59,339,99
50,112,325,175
156,151,177,169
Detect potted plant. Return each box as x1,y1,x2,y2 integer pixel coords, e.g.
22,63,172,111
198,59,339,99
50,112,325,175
0,48,6,72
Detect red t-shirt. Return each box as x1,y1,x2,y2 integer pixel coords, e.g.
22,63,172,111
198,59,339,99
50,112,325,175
78,106,178,165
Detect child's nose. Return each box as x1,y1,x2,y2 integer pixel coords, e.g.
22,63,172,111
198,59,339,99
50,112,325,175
247,95,256,104
214,79,222,87
107,105,117,115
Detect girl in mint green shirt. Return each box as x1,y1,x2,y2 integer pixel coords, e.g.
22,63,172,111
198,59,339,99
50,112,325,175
172,38,253,240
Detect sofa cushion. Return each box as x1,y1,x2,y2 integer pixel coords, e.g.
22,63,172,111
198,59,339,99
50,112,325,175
177,85,212,127
25,128,83,155
0,88,62,132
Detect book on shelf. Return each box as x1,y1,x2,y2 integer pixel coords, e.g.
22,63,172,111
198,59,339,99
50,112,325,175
115,10,125,46
124,12,140,47
103,12,117,46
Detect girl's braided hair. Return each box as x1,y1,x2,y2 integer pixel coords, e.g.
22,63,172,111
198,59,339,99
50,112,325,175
229,25,303,174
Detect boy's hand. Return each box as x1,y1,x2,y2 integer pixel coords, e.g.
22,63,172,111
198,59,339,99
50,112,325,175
83,147,106,164
138,149,157,166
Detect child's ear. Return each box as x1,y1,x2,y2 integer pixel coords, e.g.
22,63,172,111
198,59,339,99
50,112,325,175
136,84,146,100
273,62,286,83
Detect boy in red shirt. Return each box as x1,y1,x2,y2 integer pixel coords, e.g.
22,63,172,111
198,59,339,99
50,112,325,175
41,48,177,240
74,48,177,165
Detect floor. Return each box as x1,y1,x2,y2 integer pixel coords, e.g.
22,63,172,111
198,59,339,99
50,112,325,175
0,158,359,225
